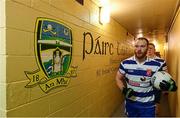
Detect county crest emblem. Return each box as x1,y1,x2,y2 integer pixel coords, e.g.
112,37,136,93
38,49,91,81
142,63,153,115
25,18,77,93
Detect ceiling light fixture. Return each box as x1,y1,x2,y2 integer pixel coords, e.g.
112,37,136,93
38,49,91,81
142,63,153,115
99,0,110,24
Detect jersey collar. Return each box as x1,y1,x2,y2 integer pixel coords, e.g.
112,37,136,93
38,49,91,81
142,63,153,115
133,55,150,65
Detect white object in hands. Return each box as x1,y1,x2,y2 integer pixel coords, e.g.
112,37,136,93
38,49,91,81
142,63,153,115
151,71,172,90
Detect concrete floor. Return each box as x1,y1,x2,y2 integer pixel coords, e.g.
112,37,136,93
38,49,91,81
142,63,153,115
111,94,170,117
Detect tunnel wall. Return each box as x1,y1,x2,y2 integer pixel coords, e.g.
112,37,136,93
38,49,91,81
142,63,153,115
168,6,180,117
0,0,134,117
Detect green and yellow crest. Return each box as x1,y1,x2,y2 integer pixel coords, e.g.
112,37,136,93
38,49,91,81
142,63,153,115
25,18,77,93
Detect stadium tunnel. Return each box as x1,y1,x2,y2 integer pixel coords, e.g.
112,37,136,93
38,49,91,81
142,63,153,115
0,0,180,117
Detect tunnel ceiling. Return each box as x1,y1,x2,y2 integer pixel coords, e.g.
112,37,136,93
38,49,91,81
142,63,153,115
109,0,179,40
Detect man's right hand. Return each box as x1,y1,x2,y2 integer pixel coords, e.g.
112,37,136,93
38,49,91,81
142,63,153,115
122,87,134,98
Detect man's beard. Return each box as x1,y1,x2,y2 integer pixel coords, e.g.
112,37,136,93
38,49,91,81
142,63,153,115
135,51,147,59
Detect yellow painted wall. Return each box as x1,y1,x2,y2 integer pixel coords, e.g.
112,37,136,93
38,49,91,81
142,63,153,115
2,0,134,117
155,35,166,59
168,7,180,117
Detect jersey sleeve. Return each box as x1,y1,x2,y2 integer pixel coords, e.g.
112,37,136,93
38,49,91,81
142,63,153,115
119,62,126,75
159,61,167,71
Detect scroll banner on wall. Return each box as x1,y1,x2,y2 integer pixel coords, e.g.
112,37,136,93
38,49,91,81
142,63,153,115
25,18,77,93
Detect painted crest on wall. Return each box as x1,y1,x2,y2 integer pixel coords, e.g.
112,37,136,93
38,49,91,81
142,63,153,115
25,18,77,93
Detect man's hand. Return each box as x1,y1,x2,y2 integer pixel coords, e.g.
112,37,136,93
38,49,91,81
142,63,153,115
160,79,177,91
122,87,134,98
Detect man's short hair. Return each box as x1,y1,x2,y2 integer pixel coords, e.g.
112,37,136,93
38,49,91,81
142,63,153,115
136,37,149,46
148,43,155,48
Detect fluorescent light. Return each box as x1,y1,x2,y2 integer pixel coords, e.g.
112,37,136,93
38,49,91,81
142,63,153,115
99,0,109,6
99,0,110,24
137,33,143,38
99,6,110,24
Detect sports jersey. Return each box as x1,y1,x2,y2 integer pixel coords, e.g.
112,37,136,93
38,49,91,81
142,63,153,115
119,55,162,106
152,56,168,103
153,56,167,71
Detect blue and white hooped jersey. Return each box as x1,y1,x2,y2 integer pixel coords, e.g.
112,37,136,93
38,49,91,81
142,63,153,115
119,56,162,105
153,56,167,71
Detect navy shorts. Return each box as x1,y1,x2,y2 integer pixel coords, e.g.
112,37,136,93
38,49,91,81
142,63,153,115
125,99,155,117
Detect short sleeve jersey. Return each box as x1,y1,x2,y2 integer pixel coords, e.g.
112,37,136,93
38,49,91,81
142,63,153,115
153,56,167,71
119,56,162,105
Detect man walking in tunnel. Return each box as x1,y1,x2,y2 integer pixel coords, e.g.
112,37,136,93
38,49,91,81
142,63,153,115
147,43,167,71
115,37,177,117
